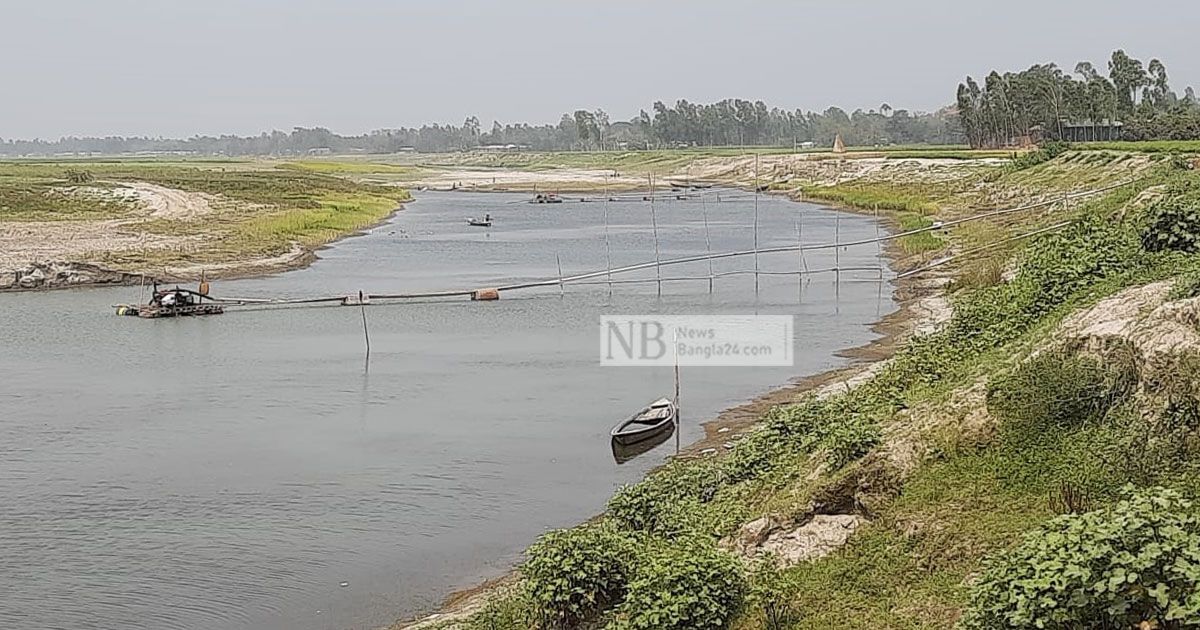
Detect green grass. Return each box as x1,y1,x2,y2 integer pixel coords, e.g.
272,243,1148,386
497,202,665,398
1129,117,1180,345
896,212,945,254
1084,140,1200,153
800,182,944,215
277,160,421,175
0,181,134,221
0,159,409,273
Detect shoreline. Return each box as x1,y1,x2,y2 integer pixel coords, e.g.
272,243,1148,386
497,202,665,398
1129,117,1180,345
394,198,949,629
0,203,408,293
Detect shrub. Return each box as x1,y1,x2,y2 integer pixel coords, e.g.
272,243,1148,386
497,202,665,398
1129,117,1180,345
819,412,882,469
960,487,1200,630
609,540,745,630
1009,141,1071,170
523,521,636,628
607,459,722,534
1169,270,1200,301
986,349,1131,437
463,588,535,630
1143,181,1200,252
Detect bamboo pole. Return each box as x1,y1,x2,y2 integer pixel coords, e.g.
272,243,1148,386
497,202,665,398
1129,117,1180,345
702,193,714,294
673,327,680,456
835,211,841,284
649,172,662,298
753,154,760,295
603,175,613,295
358,290,371,360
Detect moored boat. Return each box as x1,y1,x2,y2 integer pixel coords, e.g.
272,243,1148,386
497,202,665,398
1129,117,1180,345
610,397,677,446
115,286,224,318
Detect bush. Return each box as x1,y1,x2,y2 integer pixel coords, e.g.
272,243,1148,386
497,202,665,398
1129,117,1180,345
609,540,745,630
463,588,535,630
960,487,1200,629
1169,270,1200,301
607,459,722,534
1009,142,1070,170
987,349,1132,437
1143,180,1200,252
523,521,636,628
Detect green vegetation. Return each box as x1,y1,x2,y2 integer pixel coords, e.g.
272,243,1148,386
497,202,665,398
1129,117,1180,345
0,159,408,274
612,540,745,630
799,182,943,214
1088,140,1200,153
961,487,1200,629
1143,175,1200,252
957,49,1200,148
0,179,133,221
522,522,635,627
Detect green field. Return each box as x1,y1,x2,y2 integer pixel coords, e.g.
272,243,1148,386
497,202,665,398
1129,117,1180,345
0,159,409,274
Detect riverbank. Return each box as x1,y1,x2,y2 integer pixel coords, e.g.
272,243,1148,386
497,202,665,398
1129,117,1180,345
0,160,409,290
396,251,948,629
390,144,1200,629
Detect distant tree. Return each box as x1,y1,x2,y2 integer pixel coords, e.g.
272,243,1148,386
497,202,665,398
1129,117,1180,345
1108,49,1148,115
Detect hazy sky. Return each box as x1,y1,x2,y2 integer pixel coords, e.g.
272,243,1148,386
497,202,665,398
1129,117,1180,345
3,0,1198,139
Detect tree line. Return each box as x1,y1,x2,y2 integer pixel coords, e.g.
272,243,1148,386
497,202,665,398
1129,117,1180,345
0,101,958,157
956,49,1200,148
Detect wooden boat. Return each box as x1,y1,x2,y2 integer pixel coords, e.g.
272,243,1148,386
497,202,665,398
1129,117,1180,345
611,397,677,446
531,193,563,204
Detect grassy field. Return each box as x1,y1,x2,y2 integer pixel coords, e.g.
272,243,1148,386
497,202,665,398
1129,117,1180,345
0,159,409,276
1083,139,1200,153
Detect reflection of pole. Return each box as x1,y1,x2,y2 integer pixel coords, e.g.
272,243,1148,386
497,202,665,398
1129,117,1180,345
835,211,841,285
875,204,883,280
603,175,613,295
673,327,680,456
795,220,803,300
753,154,760,296
649,172,662,298
702,194,714,293
556,253,565,298
359,290,371,361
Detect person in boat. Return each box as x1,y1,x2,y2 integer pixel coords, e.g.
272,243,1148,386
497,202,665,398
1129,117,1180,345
484,213,491,222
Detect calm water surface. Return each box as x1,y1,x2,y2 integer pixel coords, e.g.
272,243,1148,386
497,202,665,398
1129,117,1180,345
0,191,895,630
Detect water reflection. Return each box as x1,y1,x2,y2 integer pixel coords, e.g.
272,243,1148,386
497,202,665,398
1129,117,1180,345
611,421,676,464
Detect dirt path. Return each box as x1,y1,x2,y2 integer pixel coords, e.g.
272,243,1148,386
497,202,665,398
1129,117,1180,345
122,181,221,220
0,182,262,289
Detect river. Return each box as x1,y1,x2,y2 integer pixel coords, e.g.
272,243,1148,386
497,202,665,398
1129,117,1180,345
0,190,895,630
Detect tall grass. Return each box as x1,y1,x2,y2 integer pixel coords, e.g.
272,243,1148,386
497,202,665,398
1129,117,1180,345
800,183,941,214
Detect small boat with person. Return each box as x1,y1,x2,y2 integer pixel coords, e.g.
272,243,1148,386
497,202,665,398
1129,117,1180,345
116,285,223,318
531,193,563,204
467,213,493,227
610,397,677,446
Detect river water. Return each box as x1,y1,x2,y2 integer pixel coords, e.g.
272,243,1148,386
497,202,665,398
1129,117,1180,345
0,190,894,630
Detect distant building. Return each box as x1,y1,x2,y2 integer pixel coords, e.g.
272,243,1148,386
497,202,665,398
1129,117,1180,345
1035,120,1124,143
307,147,332,155
798,141,816,149
478,144,523,152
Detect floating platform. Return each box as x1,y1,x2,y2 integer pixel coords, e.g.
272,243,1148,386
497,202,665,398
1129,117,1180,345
116,303,225,318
